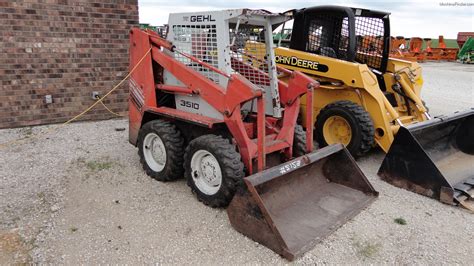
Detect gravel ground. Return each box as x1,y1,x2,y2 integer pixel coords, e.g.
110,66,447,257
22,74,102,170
1,62,473,264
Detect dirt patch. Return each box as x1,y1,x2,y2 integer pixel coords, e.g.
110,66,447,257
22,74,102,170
0,229,31,264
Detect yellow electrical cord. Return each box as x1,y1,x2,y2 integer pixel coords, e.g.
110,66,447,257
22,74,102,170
0,47,151,149
96,96,124,117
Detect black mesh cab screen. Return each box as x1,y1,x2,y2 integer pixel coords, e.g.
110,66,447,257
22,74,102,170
354,16,385,70
290,6,390,72
305,13,351,61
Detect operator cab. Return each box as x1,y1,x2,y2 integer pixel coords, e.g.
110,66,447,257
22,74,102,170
284,6,391,73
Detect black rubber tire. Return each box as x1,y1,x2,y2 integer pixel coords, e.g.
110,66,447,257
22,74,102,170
137,120,185,181
293,125,308,157
184,135,244,208
315,100,375,157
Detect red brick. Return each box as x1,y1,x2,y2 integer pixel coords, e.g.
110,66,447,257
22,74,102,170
0,0,138,128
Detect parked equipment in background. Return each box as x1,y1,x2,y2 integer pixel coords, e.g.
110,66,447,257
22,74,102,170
390,36,406,53
423,38,441,61
139,23,168,37
407,37,426,61
435,35,459,61
128,9,377,260
389,36,417,61
458,37,474,64
457,32,474,48
390,35,460,62
423,36,459,61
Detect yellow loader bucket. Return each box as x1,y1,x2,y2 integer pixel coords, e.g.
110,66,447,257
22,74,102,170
378,109,474,211
227,144,378,260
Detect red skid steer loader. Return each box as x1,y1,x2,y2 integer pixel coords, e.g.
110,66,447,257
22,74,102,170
128,9,377,260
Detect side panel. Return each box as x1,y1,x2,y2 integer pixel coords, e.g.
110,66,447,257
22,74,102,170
274,47,376,88
175,95,224,120
163,71,224,120
129,78,146,145
273,48,396,152
128,98,142,146
128,28,156,145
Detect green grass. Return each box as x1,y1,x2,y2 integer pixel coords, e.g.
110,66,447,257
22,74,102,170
18,127,33,139
23,127,33,136
85,160,113,171
406,38,459,50
394,217,407,225
36,191,47,204
352,238,382,259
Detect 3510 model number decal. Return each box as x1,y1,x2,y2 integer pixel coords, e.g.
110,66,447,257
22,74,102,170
179,100,200,110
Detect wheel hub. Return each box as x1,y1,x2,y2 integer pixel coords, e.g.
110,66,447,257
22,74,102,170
323,115,352,146
191,150,222,195
143,133,167,172
201,158,218,182
151,139,166,164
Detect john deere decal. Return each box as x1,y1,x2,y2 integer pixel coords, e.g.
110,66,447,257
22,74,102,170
275,55,329,72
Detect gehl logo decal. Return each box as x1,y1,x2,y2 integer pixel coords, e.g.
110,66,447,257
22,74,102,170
275,55,329,72
183,15,216,22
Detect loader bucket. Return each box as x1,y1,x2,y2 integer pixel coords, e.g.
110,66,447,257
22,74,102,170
227,144,378,260
378,109,474,211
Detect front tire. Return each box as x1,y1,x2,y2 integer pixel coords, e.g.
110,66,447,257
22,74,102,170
315,100,374,157
184,135,244,208
137,120,185,181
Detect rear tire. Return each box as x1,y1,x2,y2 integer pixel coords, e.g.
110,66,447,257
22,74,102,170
315,100,374,157
138,120,185,181
184,135,244,208
293,125,308,157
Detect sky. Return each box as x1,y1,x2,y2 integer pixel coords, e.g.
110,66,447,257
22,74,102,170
138,0,473,39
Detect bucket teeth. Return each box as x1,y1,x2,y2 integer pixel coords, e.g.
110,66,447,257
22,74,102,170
455,196,474,212
463,176,474,186
454,177,474,199
454,186,474,199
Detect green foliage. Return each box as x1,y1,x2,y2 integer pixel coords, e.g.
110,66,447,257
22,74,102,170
86,160,113,171
352,237,382,259
394,217,407,225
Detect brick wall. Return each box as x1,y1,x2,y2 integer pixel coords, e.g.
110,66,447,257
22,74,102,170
0,0,139,128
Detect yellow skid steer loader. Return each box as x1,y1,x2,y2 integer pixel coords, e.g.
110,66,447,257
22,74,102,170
246,6,431,157
246,6,474,210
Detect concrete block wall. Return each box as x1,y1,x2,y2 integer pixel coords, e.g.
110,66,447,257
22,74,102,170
0,0,139,128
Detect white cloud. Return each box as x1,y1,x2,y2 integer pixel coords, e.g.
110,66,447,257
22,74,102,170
138,0,473,38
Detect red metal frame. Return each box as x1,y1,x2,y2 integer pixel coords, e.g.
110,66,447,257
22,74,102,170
129,28,317,174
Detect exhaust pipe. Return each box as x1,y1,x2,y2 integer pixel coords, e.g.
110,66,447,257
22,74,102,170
378,109,474,211
227,144,378,260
